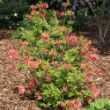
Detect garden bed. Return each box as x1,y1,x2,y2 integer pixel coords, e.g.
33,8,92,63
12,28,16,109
0,32,40,110
0,30,110,109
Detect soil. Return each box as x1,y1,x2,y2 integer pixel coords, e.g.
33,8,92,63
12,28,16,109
0,29,110,110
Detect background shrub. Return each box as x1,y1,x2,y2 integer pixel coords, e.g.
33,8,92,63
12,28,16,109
0,0,29,28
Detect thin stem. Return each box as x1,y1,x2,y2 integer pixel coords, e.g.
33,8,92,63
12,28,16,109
86,0,96,16
98,21,104,44
103,16,110,39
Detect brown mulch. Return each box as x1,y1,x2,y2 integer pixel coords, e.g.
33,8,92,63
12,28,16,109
0,30,40,110
79,25,110,99
72,25,110,100
0,29,110,110
98,55,110,99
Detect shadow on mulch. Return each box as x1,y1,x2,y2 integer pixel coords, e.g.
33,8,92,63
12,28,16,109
0,29,15,40
77,24,110,56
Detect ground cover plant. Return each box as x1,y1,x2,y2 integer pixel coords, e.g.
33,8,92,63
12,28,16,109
88,99,110,110
7,2,104,110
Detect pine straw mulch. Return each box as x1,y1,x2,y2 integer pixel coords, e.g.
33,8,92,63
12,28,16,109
0,29,110,110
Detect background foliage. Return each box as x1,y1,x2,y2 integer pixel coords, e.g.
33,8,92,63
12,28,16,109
0,0,29,28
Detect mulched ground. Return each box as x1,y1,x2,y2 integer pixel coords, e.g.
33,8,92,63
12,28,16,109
0,30,40,110
0,29,110,110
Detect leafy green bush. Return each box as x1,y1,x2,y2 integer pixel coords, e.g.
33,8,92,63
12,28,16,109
0,0,29,28
13,5,72,41
88,99,110,110
10,2,102,110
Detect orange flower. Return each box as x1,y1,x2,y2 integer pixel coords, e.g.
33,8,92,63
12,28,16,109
36,58,43,63
69,108,74,110
29,61,38,69
80,62,90,70
50,50,57,57
37,95,43,100
31,5,37,9
35,92,43,100
91,83,100,97
27,15,32,20
45,3,49,8
41,12,48,17
89,54,100,60
64,63,73,69
59,12,66,17
81,50,89,56
26,58,38,69
83,39,91,45
86,67,101,76
41,33,50,42
45,73,52,80
86,70,94,75
26,89,32,94
31,10,36,16
8,49,19,60
84,75,92,83
71,99,82,109
93,67,102,75
44,49,49,54
42,65,49,70
39,4,45,8
21,41,28,46
89,47,98,52
65,35,79,45
51,62,60,67
39,4,45,11
18,85,26,95
82,39,91,48
28,79,37,87
54,40,62,46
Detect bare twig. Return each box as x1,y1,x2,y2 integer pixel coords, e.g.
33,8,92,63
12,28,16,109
98,22,104,43
103,15,110,39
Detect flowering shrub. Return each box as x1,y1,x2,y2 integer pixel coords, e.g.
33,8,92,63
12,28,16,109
12,1,76,35
13,5,72,44
10,32,101,109
10,2,102,109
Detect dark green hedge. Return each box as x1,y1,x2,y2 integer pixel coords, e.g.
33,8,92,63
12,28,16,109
0,0,29,28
